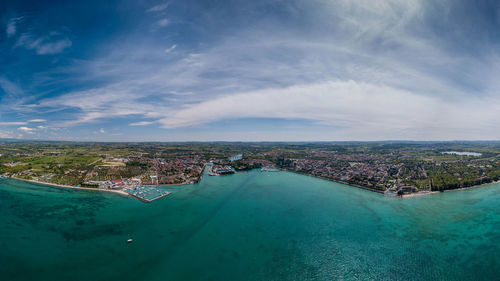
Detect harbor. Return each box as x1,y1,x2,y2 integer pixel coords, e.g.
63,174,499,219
123,186,171,203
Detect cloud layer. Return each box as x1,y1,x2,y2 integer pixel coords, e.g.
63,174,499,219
2,0,500,140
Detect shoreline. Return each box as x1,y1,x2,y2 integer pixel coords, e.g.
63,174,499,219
142,182,191,187
282,169,499,198
402,179,500,198
5,168,499,200
7,177,129,197
284,170,385,194
1,164,212,200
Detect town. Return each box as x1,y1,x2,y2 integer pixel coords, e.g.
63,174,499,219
1,141,500,198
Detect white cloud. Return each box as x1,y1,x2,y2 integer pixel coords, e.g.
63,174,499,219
0,119,46,126
19,0,500,140
33,38,72,55
6,21,16,37
35,24,496,139
0,77,23,98
6,23,16,37
38,86,165,126
6,17,23,38
147,3,169,12
16,33,72,55
130,121,156,126
157,80,500,139
18,126,35,134
164,44,176,53
0,130,13,138
0,121,26,126
157,18,169,27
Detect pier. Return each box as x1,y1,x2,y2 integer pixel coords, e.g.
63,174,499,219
261,166,280,172
123,186,171,203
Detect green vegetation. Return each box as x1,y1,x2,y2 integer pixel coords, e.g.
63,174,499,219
1,141,500,193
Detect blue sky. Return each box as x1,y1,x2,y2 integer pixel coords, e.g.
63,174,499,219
1,0,500,141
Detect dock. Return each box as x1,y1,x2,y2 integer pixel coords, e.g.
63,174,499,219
123,186,171,203
261,166,280,172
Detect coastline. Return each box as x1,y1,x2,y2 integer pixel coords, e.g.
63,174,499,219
282,169,500,198
400,191,438,198
443,179,500,193
142,182,191,187
401,179,500,198
7,177,129,197
284,169,385,194
2,163,212,199
5,168,499,200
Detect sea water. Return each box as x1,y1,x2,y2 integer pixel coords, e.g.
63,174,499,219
1,170,499,280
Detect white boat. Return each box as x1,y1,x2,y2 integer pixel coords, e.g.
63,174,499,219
127,238,133,243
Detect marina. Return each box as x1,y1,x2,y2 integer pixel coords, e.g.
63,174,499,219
123,186,171,203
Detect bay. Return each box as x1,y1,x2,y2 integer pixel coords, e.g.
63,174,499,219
1,170,499,280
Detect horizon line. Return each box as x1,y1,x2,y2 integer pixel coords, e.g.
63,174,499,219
2,138,500,143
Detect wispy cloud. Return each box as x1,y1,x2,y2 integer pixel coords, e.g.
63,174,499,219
7,0,500,140
164,44,176,53
6,23,16,37
147,3,169,12
33,11,498,139
0,130,13,138
0,121,26,126
157,80,500,139
34,38,72,55
0,77,23,98
0,119,46,126
130,121,156,126
157,18,169,27
6,15,72,56
6,16,23,37
16,33,72,55
18,126,35,134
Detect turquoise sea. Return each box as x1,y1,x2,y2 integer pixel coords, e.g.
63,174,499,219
1,170,500,281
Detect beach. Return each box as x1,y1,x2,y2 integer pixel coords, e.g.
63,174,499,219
402,179,500,198
8,177,129,196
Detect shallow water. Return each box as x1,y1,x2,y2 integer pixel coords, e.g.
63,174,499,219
1,170,499,280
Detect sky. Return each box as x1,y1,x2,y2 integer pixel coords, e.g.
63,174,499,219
1,0,500,141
